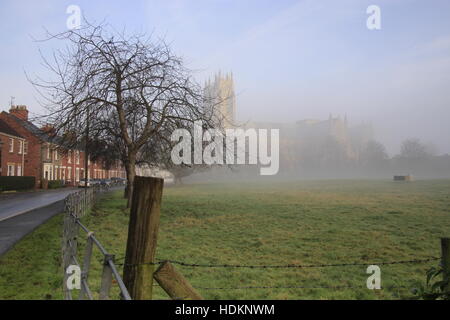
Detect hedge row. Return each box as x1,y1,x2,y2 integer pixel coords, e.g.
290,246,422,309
48,180,65,189
0,176,36,192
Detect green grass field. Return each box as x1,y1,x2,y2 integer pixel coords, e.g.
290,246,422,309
1,179,449,300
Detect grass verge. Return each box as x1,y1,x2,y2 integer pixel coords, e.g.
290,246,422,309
1,179,449,299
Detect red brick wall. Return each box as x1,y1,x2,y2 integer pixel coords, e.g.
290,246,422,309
58,149,86,186
1,111,126,187
0,133,25,177
0,112,43,186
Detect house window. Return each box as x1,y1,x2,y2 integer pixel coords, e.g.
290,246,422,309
43,164,55,180
68,167,72,181
47,146,51,160
68,150,72,164
7,164,15,176
76,168,80,182
54,150,59,161
75,151,80,164
9,139,13,153
17,165,22,176
18,141,23,154
24,141,28,154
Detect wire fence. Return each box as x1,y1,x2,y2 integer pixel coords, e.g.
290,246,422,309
115,257,440,269
63,217,442,299
62,185,131,300
183,284,412,291
105,255,437,297
117,256,438,295
107,246,440,296
60,184,445,300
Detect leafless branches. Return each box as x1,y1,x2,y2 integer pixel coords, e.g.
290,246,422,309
30,21,224,204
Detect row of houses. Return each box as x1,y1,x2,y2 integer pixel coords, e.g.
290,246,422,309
0,105,125,188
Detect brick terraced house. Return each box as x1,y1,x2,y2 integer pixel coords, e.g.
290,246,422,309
0,118,26,177
0,105,125,188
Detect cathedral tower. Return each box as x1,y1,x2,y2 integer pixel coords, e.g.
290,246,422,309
204,71,236,128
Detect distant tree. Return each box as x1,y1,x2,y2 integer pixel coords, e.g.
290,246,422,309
168,166,195,185
400,138,431,159
360,140,388,168
424,142,438,157
321,137,350,168
138,124,229,185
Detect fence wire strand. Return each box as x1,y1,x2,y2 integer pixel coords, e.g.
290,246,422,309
191,284,413,291
116,257,440,269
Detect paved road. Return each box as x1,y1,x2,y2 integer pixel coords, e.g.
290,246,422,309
0,187,124,257
0,200,65,257
0,188,79,222
0,188,79,257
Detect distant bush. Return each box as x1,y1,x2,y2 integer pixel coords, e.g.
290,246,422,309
48,180,65,189
0,176,35,192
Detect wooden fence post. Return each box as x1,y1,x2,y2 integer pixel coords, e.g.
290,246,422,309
441,238,450,291
154,261,203,300
123,176,164,300
62,195,79,300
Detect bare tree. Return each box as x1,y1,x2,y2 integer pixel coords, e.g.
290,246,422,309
138,123,231,185
360,140,388,169
400,138,432,159
30,22,222,205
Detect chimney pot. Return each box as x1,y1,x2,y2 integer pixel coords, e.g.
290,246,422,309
9,105,29,121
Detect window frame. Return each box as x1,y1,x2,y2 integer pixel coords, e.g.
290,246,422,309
7,164,15,176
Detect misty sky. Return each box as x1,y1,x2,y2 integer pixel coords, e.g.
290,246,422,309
0,0,449,155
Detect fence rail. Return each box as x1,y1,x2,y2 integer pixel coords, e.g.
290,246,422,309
62,185,131,300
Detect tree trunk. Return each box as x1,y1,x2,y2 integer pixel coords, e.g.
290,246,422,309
124,163,130,199
126,152,137,208
174,176,183,185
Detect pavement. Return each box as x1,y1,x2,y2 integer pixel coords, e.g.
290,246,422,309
0,187,123,257
0,188,78,222
0,200,65,256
